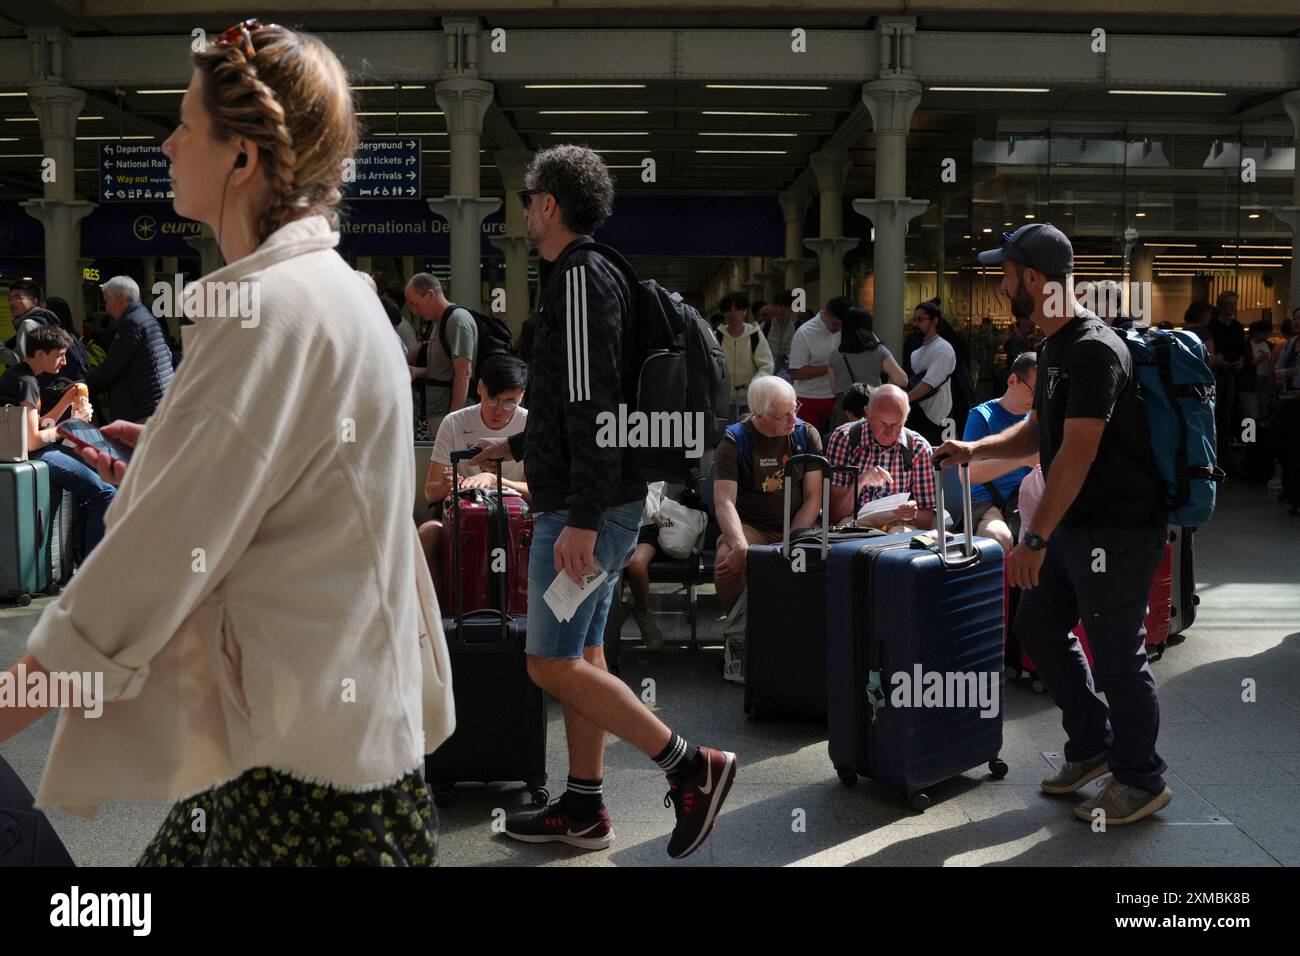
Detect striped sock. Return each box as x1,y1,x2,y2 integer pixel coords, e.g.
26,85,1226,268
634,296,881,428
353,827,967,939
653,733,702,779
560,776,604,820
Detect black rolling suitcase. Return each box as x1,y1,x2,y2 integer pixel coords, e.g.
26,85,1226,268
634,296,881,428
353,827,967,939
1,755,75,866
826,462,1007,811
424,448,548,809
1168,525,1197,637
743,454,873,720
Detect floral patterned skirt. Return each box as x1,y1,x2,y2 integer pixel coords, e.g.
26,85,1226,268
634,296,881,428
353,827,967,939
136,766,438,867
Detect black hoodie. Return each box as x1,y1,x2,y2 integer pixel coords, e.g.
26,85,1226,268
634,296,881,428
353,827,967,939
506,237,646,530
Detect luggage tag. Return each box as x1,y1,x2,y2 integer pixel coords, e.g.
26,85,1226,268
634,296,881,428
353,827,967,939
909,529,940,550
865,670,886,724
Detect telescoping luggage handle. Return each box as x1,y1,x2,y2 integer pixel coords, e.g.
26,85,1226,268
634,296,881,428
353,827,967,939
450,447,509,643
931,456,977,569
782,453,842,560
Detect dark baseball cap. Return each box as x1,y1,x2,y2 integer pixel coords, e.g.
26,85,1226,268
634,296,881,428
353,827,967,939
978,222,1074,276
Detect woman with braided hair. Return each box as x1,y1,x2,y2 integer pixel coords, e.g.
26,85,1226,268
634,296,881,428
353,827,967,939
0,21,454,866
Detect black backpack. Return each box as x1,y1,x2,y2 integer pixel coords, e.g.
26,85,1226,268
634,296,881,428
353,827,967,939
550,239,728,483
430,304,517,399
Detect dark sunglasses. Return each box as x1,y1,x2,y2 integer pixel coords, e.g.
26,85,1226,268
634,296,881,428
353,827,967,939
516,189,543,209
213,18,277,58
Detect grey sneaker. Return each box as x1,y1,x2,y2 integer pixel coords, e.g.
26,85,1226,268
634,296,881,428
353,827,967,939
1073,779,1173,825
1041,752,1110,794
629,605,665,651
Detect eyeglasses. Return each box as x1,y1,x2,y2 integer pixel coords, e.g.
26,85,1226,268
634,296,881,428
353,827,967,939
484,397,519,412
516,189,542,209
758,409,797,423
213,18,277,59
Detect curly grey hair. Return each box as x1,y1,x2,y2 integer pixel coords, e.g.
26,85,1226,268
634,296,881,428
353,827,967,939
525,145,616,235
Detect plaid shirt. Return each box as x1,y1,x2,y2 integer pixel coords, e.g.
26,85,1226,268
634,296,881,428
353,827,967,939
824,421,937,512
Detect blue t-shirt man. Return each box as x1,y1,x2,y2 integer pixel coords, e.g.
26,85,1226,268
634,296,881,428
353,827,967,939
963,399,1031,502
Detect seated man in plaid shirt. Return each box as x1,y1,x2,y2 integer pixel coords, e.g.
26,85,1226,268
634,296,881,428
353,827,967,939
825,384,938,528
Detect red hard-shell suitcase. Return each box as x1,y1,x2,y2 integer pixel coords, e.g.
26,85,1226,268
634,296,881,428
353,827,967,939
434,475,532,616
1008,540,1173,693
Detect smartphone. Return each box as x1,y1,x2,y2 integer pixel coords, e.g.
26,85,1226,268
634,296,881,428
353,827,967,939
56,419,133,465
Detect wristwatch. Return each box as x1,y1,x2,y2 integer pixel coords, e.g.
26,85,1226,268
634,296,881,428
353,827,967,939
1023,531,1047,552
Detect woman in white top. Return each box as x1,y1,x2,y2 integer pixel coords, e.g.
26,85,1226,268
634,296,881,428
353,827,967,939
0,20,453,866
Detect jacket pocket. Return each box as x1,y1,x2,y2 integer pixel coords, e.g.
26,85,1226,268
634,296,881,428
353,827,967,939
216,603,254,723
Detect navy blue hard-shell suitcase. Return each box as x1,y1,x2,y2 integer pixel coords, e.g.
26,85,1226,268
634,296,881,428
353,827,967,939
743,453,878,719
826,461,1008,811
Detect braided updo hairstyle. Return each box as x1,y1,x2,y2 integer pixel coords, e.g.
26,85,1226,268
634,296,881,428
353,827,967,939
193,25,358,245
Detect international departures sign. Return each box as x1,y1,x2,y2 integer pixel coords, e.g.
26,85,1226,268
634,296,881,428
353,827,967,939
99,144,173,202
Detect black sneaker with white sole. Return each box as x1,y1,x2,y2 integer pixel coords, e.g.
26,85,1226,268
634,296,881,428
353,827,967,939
665,747,737,859
502,800,614,850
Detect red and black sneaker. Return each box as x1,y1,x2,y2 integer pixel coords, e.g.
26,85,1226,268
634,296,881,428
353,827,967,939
502,800,614,850
664,747,738,859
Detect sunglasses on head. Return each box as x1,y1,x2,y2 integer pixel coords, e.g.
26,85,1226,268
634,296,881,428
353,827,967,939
1000,231,1040,273
213,18,278,58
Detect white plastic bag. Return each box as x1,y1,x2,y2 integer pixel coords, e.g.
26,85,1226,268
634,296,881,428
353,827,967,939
1016,466,1045,543
640,481,665,528
656,496,707,559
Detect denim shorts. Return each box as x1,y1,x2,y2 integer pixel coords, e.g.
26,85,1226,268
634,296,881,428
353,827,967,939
526,500,644,659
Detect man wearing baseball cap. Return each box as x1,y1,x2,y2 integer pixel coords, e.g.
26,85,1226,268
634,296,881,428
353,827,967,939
936,222,1173,826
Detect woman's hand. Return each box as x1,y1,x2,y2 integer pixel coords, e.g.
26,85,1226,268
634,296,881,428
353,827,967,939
76,420,143,486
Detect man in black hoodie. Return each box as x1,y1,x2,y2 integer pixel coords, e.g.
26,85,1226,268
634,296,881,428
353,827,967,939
472,145,737,859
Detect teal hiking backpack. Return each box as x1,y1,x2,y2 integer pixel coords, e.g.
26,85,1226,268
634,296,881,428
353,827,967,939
1120,327,1224,527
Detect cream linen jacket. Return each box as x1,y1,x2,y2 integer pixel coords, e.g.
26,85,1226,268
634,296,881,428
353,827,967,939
26,215,454,816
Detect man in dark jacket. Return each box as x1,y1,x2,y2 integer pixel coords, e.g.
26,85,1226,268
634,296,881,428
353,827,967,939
87,276,175,423
471,145,737,860
1208,290,1246,455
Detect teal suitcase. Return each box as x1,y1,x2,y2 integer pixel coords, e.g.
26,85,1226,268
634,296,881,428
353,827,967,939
0,460,52,606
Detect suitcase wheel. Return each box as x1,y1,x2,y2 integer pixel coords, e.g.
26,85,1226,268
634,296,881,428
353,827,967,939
908,792,931,813
989,758,1009,779
44,582,60,597
432,786,456,809
1004,664,1020,680
1030,676,1046,695
836,768,858,787
16,592,31,608
530,787,550,807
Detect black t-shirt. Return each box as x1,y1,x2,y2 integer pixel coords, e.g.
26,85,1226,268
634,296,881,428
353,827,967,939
1034,311,1164,528
0,361,41,411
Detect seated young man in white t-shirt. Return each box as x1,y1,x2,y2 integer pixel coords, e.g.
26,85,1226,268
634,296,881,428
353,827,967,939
419,353,530,577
